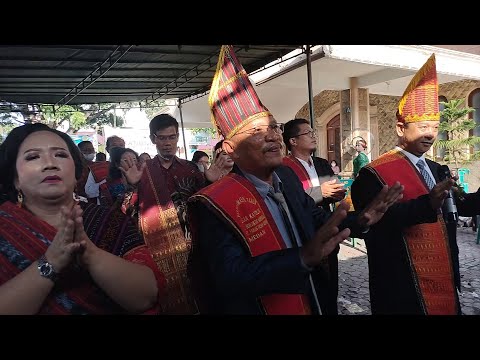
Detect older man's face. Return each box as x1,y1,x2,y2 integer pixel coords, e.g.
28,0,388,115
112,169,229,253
229,115,284,177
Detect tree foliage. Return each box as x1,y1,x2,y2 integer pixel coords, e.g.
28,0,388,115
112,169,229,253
141,99,169,120
190,127,217,137
1,99,171,135
433,98,480,169
39,104,87,131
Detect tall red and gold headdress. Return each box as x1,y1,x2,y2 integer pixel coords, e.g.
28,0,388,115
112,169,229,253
208,45,272,139
396,53,440,123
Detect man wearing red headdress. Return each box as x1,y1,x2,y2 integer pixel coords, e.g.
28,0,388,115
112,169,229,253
351,54,477,315
187,45,404,315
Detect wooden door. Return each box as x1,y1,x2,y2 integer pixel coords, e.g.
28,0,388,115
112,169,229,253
326,115,340,164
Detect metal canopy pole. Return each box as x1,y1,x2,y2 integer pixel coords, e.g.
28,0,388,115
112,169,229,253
178,99,188,160
54,45,134,109
305,45,315,129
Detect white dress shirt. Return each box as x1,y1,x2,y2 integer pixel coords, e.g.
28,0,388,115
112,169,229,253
84,171,107,205
296,156,320,187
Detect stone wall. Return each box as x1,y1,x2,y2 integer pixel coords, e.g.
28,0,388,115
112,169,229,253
439,79,480,100
295,90,339,120
369,94,401,155
292,80,480,192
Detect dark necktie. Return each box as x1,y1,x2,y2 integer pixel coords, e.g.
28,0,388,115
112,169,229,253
417,159,435,190
268,189,324,314
268,189,299,248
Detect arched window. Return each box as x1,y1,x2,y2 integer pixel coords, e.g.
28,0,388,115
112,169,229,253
436,95,448,160
468,88,480,152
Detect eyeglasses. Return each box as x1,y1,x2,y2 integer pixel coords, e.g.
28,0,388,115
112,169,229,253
294,130,317,138
153,133,178,142
236,123,284,136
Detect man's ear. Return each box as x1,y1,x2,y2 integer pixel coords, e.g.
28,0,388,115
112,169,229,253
223,140,238,159
149,134,155,144
289,137,296,148
396,122,405,138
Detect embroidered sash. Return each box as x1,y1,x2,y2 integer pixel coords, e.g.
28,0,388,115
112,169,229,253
282,155,312,191
190,173,311,315
367,150,457,314
138,158,197,314
89,161,113,205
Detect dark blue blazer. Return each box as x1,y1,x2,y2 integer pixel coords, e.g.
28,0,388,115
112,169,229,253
187,165,364,314
351,159,465,314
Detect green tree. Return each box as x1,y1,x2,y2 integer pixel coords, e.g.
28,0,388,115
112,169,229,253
434,98,480,170
0,103,27,142
190,127,217,137
39,104,87,131
142,99,168,120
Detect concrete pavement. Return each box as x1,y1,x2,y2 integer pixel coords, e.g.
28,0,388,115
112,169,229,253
337,227,480,315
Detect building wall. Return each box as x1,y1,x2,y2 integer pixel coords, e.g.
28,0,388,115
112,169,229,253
294,80,480,192
296,90,339,121
369,94,401,155
439,79,480,100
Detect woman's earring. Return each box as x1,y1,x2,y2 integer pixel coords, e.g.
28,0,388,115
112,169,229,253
17,190,24,208
73,192,87,203
73,192,81,202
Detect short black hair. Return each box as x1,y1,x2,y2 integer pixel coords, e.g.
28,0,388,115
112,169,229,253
192,151,208,164
149,114,179,136
108,147,139,180
95,152,107,161
77,140,93,151
0,123,85,202
282,118,310,151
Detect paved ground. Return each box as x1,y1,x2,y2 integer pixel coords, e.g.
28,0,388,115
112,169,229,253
337,226,480,315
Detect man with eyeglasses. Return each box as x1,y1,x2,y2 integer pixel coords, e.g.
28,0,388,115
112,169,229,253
118,113,210,314
282,118,347,315
351,54,470,314
186,45,403,315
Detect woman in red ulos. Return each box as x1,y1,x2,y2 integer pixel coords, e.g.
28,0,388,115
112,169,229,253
0,123,165,314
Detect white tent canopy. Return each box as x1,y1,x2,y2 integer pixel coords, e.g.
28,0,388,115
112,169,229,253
177,45,480,128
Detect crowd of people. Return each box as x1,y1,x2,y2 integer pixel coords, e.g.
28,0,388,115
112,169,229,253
1,46,479,315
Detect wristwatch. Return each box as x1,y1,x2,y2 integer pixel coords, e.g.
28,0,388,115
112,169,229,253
37,254,58,282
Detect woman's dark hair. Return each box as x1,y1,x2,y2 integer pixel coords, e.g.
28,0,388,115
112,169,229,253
214,140,224,152
139,152,151,160
109,147,139,180
0,123,85,202
331,159,338,166
191,150,208,164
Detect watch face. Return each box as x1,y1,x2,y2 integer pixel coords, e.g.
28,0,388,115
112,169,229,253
40,263,52,277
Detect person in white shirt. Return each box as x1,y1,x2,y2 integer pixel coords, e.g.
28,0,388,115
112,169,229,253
84,135,125,205
282,118,347,315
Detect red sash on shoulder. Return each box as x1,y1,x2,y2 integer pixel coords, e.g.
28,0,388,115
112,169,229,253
0,202,107,314
367,150,457,315
89,161,109,183
282,155,312,191
191,173,311,315
88,161,113,205
138,157,197,314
